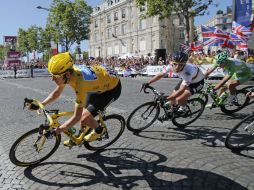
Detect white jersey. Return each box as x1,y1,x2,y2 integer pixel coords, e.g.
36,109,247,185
163,63,204,86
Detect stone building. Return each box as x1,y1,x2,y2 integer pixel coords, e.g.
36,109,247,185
88,0,194,58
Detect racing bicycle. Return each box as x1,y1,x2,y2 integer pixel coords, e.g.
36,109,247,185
9,98,125,167
194,81,253,115
126,85,205,132
225,112,254,150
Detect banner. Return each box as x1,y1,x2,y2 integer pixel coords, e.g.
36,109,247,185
5,60,21,66
7,51,21,58
235,0,252,27
3,36,17,43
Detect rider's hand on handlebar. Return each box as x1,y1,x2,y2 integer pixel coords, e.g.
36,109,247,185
141,82,149,92
28,103,40,111
209,88,217,96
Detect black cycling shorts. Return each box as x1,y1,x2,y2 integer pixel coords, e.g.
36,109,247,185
86,81,122,116
174,79,204,95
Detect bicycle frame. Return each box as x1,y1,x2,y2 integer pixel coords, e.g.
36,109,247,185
198,82,228,107
29,99,107,151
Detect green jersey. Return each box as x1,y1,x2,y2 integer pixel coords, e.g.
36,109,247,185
213,58,252,83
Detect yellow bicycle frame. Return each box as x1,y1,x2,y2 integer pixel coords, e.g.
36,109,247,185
31,99,106,150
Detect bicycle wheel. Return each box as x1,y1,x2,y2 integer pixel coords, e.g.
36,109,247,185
192,92,208,106
172,98,205,128
225,114,254,150
84,114,125,151
126,101,160,132
9,128,61,167
241,85,254,105
220,89,249,115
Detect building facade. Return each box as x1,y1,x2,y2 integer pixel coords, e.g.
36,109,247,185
89,0,194,58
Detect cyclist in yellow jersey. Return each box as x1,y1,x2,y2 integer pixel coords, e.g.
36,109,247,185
33,52,121,146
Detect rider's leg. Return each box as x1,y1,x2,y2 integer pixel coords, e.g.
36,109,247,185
84,81,122,141
176,90,191,106
227,80,239,95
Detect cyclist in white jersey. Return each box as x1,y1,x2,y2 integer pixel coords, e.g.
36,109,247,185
143,52,205,115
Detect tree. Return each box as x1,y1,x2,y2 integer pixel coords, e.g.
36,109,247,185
46,0,92,51
17,28,30,62
136,0,215,43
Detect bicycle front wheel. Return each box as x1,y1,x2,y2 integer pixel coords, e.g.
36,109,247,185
127,101,160,132
84,114,125,151
9,128,61,167
172,98,205,128
225,114,254,150
220,89,249,114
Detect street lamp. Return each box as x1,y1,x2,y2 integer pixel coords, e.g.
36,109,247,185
36,6,50,11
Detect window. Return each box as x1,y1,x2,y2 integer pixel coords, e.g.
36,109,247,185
107,28,112,39
122,23,127,34
114,12,118,21
139,19,146,30
179,30,185,39
114,43,119,54
95,20,98,28
94,32,99,41
107,14,111,23
139,38,146,51
122,40,127,53
122,8,126,18
114,26,119,36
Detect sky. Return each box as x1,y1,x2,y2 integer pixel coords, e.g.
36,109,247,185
0,0,232,51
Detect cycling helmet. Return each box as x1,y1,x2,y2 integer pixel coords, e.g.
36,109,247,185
48,52,73,75
172,51,188,64
216,51,228,64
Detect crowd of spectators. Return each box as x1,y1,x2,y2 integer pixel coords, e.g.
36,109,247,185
1,49,254,72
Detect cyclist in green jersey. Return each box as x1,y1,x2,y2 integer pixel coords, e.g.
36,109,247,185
205,51,252,105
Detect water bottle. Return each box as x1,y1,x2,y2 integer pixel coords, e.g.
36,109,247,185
68,127,76,135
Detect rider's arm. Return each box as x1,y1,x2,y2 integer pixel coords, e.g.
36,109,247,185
42,84,65,106
204,66,217,79
168,84,187,100
55,104,83,134
213,75,231,91
148,72,165,84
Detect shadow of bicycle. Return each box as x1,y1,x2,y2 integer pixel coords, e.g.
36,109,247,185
24,148,248,189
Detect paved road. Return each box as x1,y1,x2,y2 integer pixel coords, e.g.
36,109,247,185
0,76,254,190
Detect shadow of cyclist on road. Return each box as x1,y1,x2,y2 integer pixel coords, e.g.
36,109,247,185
22,148,247,189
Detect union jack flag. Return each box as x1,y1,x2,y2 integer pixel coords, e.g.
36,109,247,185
236,43,248,51
190,41,203,51
232,21,252,38
180,43,190,53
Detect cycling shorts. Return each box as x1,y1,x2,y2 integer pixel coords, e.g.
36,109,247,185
175,79,204,95
86,81,122,116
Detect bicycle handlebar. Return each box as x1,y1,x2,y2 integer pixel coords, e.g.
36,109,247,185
24,98,54,126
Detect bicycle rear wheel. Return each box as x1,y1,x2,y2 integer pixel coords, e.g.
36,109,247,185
220,89,249,114
84,114,125,151
9,128,61,167
172,98,205,128
225,114,254,150
126,101,160,132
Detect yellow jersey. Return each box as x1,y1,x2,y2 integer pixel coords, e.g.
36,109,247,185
69,65,120,107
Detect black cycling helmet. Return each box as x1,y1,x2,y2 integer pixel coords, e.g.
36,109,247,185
172,51,188,64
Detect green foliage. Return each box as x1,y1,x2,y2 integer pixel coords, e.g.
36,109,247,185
0,45,7,61
46,0,92,51
136,0,214,41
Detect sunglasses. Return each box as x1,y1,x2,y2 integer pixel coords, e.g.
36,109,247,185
52,73,65,78
172,62,184,66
